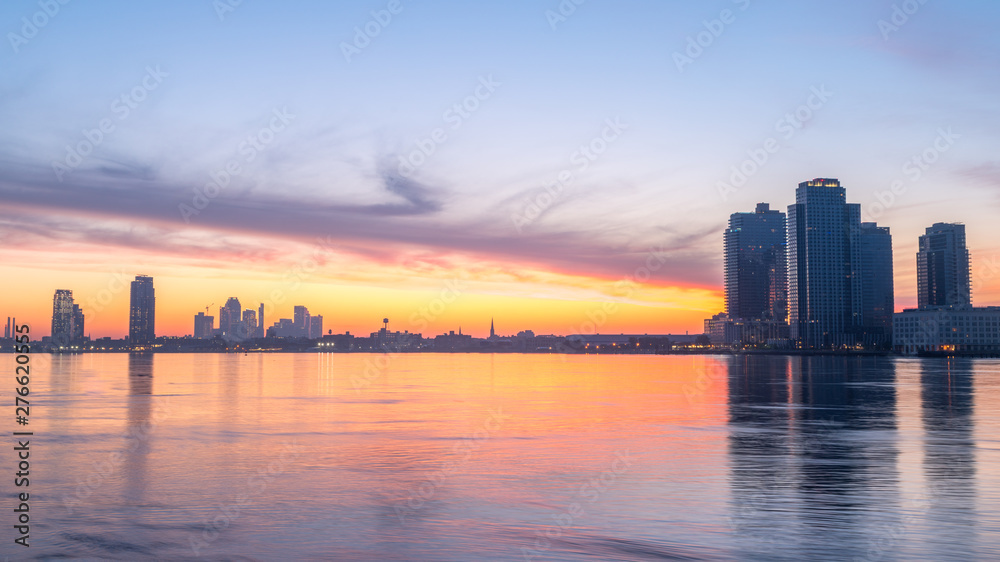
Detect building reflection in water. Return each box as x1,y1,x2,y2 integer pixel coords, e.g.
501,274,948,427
727,355,900,560
125,353,154,504
920,358,977,558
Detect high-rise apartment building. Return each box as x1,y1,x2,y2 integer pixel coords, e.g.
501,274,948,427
787,179,892,349
194,312,215,339
129,276,156,345
917,223,971,308
51,289,81,346
294,306,310,337
241,309,258,339
858,223,894,348
220,297,241,337
895,223,996,355
310,315,323,339
724,203,787,322
72,304,85,342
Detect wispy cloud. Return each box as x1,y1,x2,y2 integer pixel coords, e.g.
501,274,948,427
0,151,720,288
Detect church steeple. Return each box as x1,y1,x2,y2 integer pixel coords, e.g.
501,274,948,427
490,318,495,338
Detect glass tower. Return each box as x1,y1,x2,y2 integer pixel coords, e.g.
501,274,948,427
129,275,156,345
787,179,862,349
917,223,971,308
724,203,787,322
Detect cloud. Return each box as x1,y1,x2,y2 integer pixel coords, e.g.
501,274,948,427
377,162,442,215
960,162,1000,187
0,146,722,290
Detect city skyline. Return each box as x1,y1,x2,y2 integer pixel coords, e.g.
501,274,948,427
13,178,997,345
2,1,999,340
6,4,999,559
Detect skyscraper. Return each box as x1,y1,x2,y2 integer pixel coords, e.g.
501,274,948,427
72,304,85,342
309,315,323,339
724,203,787,322
294,306,310,337
258,303,265,338
894,226,999,355
917,222,971,308
129,276,156,345
51,289,77,346
220,297,241,337
241,309,258,339
788,179,889,349
194,312,215,339
858,223,894,348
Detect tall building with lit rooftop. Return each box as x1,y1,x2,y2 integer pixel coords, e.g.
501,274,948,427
787,179,894,349
129,275,156,345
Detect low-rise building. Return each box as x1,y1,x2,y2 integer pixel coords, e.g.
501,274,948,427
894,306,1000,355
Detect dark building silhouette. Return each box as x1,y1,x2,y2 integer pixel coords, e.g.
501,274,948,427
294,305,311,337
858,223,894,349
194,312,214,339
72,303,84,342
219,297,241,337
129,276,156,345
51,289,83,346
788,179,859,348
241,308,258,339
787,179,893,349
917,223,971,308
725,202,787,322
894,224,996,354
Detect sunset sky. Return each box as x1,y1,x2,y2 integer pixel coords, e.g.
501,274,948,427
2,0,999,339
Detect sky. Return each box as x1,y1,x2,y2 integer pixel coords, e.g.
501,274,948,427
1,0,999,339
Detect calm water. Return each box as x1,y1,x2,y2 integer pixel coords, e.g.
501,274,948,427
6,353,1000,560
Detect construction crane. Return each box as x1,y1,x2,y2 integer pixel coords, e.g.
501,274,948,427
206,303,214,313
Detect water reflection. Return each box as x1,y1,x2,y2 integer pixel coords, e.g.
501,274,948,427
728,356,900,560
125,353,154,503
920,359,977,558
23,354,1000,559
